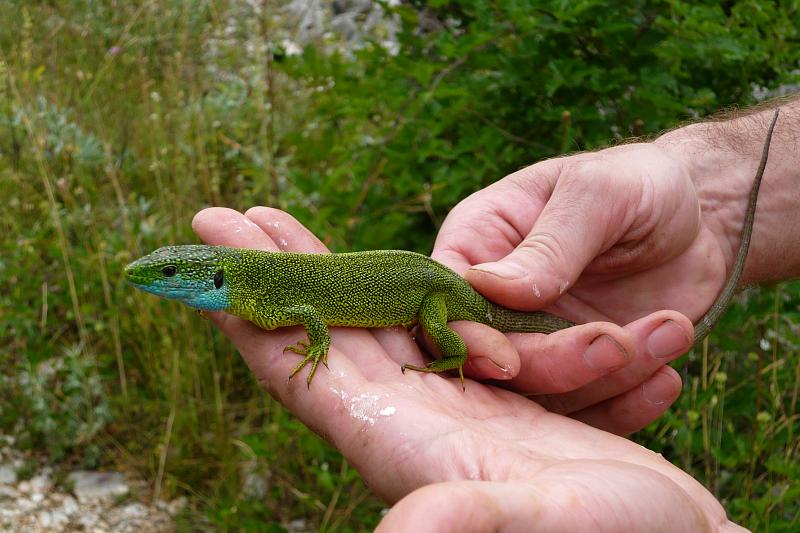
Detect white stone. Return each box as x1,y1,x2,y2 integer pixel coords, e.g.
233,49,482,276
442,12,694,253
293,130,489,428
0,464,16,485
15,496,35,511
287,518,311,533
167,496,187,515
68,471,129,502
38,509,68,528
61,495,79,515
52,510,70,527
0,485,19,498
77,511,99,529
29,473,52,493
121,502,148,517
241,461,268,499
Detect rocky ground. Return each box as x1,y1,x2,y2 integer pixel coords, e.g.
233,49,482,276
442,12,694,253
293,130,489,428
0,436,180,533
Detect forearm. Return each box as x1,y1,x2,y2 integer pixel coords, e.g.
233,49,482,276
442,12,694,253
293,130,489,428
655,98,800,284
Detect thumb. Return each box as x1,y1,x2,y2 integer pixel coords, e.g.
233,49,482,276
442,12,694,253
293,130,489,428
375,474,716,532
377,481,559,532
465,166,635,311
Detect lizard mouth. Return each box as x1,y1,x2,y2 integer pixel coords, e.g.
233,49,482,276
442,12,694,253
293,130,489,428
124,268,182,292
124,268,145,286
124,267,156,288
124,267,214,302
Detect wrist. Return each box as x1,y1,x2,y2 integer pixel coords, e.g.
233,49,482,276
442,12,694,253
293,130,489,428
654,105,799,284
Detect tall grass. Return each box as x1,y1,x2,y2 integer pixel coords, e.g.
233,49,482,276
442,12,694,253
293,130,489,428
1,1,382,529
0,1,797,531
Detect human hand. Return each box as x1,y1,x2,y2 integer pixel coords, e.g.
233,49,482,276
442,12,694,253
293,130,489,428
192,205,743,532
433,141,741,433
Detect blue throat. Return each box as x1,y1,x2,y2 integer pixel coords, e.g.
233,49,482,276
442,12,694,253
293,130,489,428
130,281,230,311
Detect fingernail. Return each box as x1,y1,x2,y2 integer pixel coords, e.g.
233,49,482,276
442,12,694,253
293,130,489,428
642,371,680,405
583,334,629,371
647,320,691,359
470,261,528,280
471,356,513,380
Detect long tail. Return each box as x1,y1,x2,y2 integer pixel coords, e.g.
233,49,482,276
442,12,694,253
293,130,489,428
484,302,575,333
692,107,779,345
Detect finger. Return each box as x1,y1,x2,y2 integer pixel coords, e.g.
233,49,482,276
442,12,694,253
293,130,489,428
432,175,552,276
570,366,683,436
193,207,312,386
464,157,637,310
373,326,428,369
456,322,520,380
531,311,692,414
244,206,329,253
193,207,279,251
376,474,718,532
415,322,521,381
503,322,635,395
192,207,307,377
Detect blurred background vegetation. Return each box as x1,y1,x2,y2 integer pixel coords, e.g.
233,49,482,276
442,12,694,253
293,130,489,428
0,0,798,530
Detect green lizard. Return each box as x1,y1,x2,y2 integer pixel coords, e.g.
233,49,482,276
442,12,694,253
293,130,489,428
126,109,779,388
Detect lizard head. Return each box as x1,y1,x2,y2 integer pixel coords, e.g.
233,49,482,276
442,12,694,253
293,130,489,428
125,245,231,311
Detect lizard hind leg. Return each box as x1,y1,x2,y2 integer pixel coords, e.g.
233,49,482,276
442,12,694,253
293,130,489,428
401,293,468,390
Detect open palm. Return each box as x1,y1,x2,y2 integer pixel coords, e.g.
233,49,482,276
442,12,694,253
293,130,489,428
192,206,743,532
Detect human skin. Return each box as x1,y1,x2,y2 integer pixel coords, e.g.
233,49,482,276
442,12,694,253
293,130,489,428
433,100,799,434
192,207,746,532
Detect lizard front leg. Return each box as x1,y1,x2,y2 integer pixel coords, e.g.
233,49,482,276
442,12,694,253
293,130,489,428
251,304,331,386
402,292,468,390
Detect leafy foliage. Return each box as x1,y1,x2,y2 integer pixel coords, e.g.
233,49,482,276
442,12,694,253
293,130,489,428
0,0,798,530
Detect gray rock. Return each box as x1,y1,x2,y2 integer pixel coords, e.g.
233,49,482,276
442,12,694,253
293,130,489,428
77,510,100,529
38,509,69,528
68,470,129,502
29,473,52,493
15,496,35,511
240,460,269,499
61,494,79,515
287,517,312,533
0,464,16,485
167,496,187,515
0,485,19,498
121,502,148,517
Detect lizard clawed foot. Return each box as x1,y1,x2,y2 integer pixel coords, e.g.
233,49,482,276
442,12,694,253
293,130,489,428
285,341,329,387
284,340,310,355
401,362,466,391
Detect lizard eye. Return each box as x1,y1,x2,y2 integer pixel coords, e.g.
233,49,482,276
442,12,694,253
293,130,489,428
161,265,177,277
214,269,224,289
